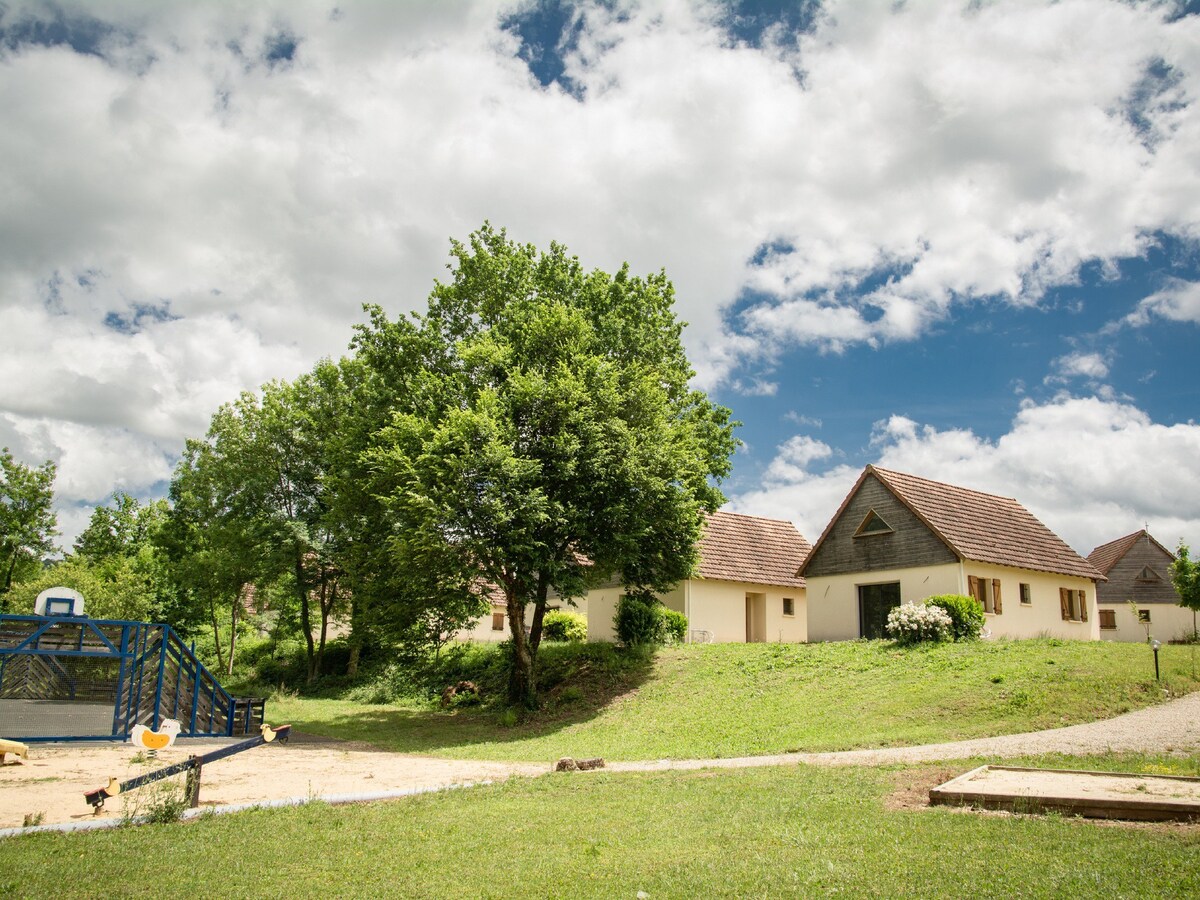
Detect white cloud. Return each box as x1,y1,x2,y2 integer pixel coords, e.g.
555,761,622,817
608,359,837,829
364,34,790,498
1,0,1199,547
730,395,1200,555
1124,278,1200,328
1047,351,1110,383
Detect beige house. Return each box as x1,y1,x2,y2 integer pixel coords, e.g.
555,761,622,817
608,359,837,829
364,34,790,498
586,511,811,643
799,466,1104,641
457,592,588,643
1089,530,1196,643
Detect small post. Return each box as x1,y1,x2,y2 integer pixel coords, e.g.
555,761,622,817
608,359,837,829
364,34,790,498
1152,638,1162,681
185,758,203,808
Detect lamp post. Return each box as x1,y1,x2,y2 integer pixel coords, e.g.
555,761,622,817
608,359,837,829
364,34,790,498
1151,638,1162,681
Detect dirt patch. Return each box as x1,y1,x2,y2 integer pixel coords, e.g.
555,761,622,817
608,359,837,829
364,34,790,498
884,767,959,812
0,734,547,831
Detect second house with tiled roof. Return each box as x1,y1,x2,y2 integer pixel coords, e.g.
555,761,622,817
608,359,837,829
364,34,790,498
587,510,812,643
1088,530,1195,643
798,465,1104,641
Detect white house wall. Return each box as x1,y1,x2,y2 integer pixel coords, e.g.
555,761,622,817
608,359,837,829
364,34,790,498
807,563,1100,641
963,563,1099,641
584,580,806,643
1098,602,1198,643
806,564,961,642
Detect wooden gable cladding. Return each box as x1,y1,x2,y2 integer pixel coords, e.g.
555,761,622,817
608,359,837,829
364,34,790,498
801,472,957,578
1090,530,1181,606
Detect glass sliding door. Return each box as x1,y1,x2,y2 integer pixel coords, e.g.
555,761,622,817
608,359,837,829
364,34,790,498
858,582,901,639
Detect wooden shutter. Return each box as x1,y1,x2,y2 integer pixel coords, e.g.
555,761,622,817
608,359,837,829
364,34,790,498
968,576,981,607
1059,588,1070,621
992,579,1002,615
1079,589,1087,622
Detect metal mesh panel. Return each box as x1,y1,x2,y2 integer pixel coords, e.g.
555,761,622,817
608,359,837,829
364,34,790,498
0,653,122,737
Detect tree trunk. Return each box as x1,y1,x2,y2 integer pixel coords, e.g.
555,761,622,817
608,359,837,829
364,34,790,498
346,592,363,678
505,585,537,708
208,597,225,674
295,555,317,683
226,587,239,677
315,567,332,677
528,573,549,655
1,549,19,607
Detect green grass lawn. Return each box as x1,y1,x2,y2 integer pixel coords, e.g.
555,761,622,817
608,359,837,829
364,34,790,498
268,638,1200,762
4,755,1198,898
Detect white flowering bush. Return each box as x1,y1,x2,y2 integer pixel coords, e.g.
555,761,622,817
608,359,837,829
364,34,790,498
886,602,953,645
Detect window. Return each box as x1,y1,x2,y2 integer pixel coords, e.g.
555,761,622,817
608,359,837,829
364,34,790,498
1138,609,1152,624
782,597,795,617
1019,583,1032,605
853,509,894,537
1059,588,1088,623
1099,609,1116,630
1136,566,1161,583
968,576,1003,615
492,612,505,631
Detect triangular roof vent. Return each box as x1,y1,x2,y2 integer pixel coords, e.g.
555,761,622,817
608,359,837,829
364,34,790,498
854,509,893,537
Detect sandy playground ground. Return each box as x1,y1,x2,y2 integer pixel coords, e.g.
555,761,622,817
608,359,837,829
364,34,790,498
0,732,547,830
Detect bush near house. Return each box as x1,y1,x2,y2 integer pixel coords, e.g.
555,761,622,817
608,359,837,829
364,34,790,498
616,592,687,646
886,603,952,644
925,593,985,641
542,610,587,643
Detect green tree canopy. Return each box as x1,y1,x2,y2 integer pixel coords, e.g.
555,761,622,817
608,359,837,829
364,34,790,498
363,225,738,705
1170,542,1200,639
0,447,58,608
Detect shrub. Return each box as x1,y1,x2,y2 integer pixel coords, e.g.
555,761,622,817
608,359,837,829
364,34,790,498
925,594,985,641
542,610,587,643
615,592,687,646
886,603,952,645
660,608,688,644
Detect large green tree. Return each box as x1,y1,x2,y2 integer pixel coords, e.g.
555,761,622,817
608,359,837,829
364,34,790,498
365,225,738,706
1171,542,1200,640
0,447,58,608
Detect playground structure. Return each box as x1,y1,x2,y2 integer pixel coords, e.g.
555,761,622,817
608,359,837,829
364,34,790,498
0,610,264,743
85,723,291,811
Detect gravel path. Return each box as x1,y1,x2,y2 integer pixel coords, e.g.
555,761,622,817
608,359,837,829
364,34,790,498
608,689,1200,773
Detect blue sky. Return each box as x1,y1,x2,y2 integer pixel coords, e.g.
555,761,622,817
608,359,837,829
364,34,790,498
0,0,1198,557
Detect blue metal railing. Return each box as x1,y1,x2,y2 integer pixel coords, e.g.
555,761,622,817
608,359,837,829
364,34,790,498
0,614,262,743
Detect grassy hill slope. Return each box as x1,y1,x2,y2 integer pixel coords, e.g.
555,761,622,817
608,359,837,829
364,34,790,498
270,638,1200,761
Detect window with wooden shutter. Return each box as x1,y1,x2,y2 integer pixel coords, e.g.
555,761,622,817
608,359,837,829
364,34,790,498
1099,609,1116,629
992,579,1002,615
969,575,982,607
1059,588,1070,621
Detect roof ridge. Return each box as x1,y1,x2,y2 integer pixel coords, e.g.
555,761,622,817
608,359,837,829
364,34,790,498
869,464,1020,505
710,509,798,526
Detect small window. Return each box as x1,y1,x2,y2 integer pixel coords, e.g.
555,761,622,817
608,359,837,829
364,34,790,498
853,510,894,537
1019,583,1031,605
969,576,1002,615
1099,609,1116,629
783,597,795,617
1136,566,1161,583
492,612,505,631
1138,609,1151,624
1059,588,1088,623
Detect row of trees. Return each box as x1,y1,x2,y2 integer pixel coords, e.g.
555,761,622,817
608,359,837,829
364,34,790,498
3,227,740,707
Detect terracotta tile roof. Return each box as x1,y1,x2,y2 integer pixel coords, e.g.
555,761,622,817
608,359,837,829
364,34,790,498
868,466,1103,581
1087,529,1177,577
1086,531,1147,576
697,511,811,588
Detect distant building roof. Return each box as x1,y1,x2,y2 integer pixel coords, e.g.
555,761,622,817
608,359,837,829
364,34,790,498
801,465,1102,581
697,510,811,589
1087,529,1175,576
